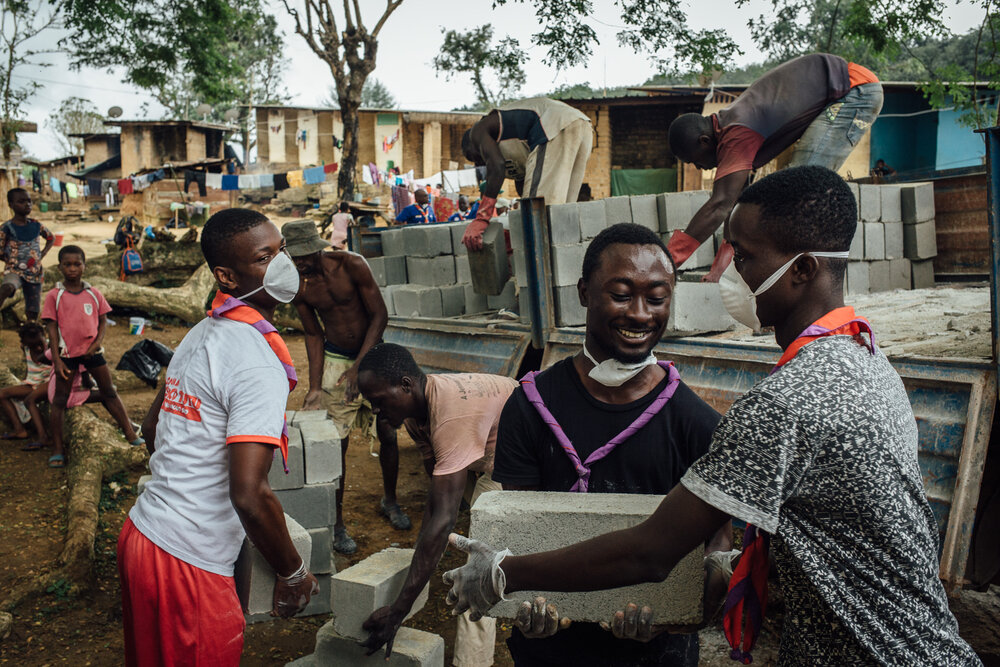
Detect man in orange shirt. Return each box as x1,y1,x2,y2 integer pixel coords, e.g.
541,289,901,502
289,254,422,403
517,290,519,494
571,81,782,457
665,53,882,281
355,343,517,666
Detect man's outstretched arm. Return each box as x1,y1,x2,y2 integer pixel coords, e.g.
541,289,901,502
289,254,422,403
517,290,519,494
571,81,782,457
445,484,729,617
683,170,748,244
361,468,468,656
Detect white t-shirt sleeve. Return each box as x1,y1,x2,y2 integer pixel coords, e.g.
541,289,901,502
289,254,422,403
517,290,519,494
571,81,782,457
224,366,290,447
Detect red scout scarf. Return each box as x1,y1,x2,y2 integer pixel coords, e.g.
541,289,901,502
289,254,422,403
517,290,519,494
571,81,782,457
207,291,298,472
724,306,874,664
519,360,682,493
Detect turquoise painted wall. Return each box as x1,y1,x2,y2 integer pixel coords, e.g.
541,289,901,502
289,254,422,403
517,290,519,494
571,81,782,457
934,102,996,171
869,90,938,173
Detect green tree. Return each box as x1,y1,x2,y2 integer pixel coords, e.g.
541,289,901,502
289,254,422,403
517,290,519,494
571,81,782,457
0,1,59,161
47,97,106,156
324,78,398,109
62,0,289,163
432,26,527,109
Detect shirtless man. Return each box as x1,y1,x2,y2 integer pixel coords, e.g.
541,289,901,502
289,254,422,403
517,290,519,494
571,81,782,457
282,221,411,555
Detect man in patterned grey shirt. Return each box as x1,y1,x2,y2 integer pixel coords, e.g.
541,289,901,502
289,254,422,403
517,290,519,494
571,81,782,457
442,166,979,665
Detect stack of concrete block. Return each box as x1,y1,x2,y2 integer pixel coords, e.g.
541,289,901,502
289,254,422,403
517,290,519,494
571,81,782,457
378,220,514,318
287,548,443,666
249,409,343,622
471,491,705,624
845,183,937,295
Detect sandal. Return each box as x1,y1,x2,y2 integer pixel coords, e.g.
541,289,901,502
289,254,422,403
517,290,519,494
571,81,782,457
379,498,413,531
20,442,44,451
1,432,29,441
48,454,66,468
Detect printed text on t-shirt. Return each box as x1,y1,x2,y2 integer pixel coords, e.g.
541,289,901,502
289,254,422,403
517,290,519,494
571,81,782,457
161,376,203,422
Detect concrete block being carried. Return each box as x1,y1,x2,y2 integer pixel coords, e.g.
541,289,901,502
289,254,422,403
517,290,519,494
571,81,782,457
400,225,453,257
267,426,305,491
468,221,511,296
331,547,430,640
463,284,489,314
471,491,704,624
667,282,737,333
393,285,444,318
900,183,935,223
487,278,517,312
307,527,334,575
368,256,408,287
312,623,444,666
286,409,329,426
298,419,342,485
241,514,312,616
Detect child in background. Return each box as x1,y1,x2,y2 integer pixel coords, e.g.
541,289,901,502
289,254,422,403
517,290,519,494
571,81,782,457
0,188,54,321
0,322,53,448
42,245,142,468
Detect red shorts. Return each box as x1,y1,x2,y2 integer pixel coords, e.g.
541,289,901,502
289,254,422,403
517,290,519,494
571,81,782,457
117,517,245,666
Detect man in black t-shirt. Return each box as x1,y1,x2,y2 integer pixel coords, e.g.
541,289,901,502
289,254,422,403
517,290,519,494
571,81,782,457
493,223,730,666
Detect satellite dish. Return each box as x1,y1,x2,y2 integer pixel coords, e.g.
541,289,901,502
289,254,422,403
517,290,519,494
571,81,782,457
223,108,240,121
108,106,123,118
195,103,213,117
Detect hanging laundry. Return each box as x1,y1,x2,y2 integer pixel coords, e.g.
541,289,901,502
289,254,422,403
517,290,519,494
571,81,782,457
50,177,61,193
221,174,238,191
259,173,275,189
82,184,89,197
117,178,134,195
391,185,412,217
381,129,400,152
323,162,338,174
206,173,223,190
303,166,325,185
237,174,253,190
65,183,79,198
287,170,304,188
273,173,289,190
132,173,153,191
369,163,379,186
184,171,207,196
433,196,456,222
362,168,374,185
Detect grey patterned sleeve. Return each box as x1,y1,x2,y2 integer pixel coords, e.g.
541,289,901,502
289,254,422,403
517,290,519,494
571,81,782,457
681,387,813,535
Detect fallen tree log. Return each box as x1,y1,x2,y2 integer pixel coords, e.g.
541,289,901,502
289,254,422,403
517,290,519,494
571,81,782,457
90,263,216,324
43,240,205,288
1,406,148,609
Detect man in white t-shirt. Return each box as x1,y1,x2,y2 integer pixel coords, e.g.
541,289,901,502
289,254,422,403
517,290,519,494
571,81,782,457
119,208,318,666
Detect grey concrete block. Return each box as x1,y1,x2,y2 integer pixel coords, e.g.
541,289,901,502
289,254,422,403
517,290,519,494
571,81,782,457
463,284,489,314
577,200,607,240
507,208,524,251
678,237,715,271
859,185,881,222
879,185,902,222
487,278,517,311
331,548,430,640
308,527,333,574
847,182,860,219
274,483,338,529
380,228,406,256
393,285,443,318
868,260,892,293
368,255,408,286
468,221,511,296
447,221,468,256
301,572,333,617
903,220,937,259
628,195,659,233
548,203,581,245
286,410,328,426
314,623,444,666
137,474,151,495
555,284,585,327
883,221,904,259
688,190,710,213
246,514,312,615
455,255,472,284
901,182,935,223
440,284,466,317
863,222,885,260
268,426,305,491
471,491,704,624
667,282,736,332
401,224,453,257
299,419,342,485
657,192,691,232
406,256,456,286
382,287,396,316
512,247,529,288
911,258,935,289
518,287,535,326
889,258,911,291
552,244,586,286
604,196,633,226
849,223,864,260
846,261,869,295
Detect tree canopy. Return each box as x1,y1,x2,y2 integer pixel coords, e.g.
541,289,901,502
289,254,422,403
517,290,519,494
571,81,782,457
433,26,527,109
47,97,106,156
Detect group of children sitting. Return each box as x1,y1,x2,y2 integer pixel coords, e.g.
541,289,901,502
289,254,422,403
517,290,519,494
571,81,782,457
1,188,142,467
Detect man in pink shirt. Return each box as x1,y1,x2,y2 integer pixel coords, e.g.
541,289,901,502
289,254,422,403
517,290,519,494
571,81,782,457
327,202,353,250
355,342,516,665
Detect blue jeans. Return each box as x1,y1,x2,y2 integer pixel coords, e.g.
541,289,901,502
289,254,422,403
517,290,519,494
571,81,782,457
788,82,884,171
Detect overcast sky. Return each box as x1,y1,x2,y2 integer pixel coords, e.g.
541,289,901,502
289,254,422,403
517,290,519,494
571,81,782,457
17,0,985,160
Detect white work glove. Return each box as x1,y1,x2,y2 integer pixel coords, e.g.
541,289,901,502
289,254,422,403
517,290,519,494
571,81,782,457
515,596,571,638
442,533,511,621
704,548,741,623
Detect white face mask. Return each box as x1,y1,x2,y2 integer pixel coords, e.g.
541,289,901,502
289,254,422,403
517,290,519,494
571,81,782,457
582,344,658,387
719,251,850,331
237,250,301,303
